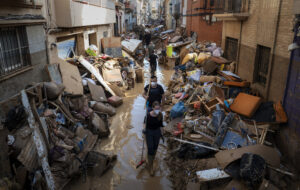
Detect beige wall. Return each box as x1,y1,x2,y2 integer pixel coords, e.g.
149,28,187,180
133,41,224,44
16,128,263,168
221,0,294,101
53,0,116,28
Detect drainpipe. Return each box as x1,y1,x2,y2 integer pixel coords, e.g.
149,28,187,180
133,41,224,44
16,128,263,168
265,0,283,100
236,20,243,74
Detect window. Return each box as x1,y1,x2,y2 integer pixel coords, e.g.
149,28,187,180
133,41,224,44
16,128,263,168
88,33,97,46
103,31,108,38
254,45,271,86
224,37,238,61
57,36,76,59
0,26,31,76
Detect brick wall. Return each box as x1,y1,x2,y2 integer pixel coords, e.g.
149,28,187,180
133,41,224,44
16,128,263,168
186,0,223,45
221,0,294,102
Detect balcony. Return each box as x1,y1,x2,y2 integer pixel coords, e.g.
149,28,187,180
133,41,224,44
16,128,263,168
213,0,250,21
0,0,43,8
54,0,116,28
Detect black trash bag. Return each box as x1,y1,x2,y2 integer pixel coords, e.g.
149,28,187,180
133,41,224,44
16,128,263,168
4,105,26,131
224,159,242,180
240,153,266,188
177,142,215,159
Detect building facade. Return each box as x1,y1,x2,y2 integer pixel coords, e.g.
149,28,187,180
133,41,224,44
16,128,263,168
215,0,299,171
125,0,137,31
47,0,116,64
214,0,294,102
184,0,223,45
0,0,49,101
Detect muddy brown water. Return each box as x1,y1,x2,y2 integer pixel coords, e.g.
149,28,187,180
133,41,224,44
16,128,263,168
65,60,174,190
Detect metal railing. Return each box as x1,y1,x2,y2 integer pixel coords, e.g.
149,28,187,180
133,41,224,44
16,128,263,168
215,0,249,14
74,0,115,9
17,0,42,5
0,26,31,77
0,0,42,7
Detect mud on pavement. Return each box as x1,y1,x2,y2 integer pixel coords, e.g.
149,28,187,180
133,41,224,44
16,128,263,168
65,60,174,190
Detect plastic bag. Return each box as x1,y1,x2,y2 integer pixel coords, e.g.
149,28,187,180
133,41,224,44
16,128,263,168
187,69,202,81
212,47,223,57
197,52,211,64
208,104,225,133
170,101,186,118
182,53,197,65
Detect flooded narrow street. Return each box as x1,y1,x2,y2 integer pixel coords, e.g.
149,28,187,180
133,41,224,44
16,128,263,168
65,61,174,190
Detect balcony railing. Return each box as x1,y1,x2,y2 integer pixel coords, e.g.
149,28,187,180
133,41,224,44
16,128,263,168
214,0,249,14
0,0,43,8
74,0,115,9
213,0,249,21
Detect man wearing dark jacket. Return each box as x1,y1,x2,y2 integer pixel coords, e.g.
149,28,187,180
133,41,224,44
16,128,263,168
143,75,165,111
149,53,158,75
144,31,152,47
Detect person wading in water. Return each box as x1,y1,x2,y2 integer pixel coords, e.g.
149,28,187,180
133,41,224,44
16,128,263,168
144,101,164,176
142,75,165,112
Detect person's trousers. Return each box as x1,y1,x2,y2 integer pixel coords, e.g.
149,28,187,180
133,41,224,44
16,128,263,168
150,63,157,75
145,128,161,156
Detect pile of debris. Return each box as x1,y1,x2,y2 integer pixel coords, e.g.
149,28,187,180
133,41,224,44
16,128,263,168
0,42,144,189
162,39,295,189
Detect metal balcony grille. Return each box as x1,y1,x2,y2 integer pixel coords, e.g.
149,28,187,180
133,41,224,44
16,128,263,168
0,26,31,76
254,45,271,86
75,0,115,9
224,37,238,61
215,0,248,14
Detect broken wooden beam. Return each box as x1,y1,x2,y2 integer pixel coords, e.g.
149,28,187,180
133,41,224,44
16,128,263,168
21,90,55,190
78,56,116,96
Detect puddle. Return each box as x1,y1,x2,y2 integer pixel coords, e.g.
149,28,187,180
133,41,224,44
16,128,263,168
65,60,174,190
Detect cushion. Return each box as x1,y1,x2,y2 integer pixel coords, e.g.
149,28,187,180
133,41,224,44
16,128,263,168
230,93,262,118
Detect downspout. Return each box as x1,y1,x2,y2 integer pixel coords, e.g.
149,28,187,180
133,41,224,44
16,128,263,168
236,20,243,73
266,0,283,100
44,0,52,65
236,0,250,73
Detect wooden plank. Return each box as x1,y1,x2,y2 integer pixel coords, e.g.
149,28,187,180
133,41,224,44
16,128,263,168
215,144,280,169
78,56,116,96
121,39,142,53
21,90,55,190
59,60,83,95
46,64,62,84
101,37,121,48
88,82,107,102
102,68,122,82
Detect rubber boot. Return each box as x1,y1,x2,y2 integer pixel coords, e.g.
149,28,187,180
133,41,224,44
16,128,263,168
147,155,155,176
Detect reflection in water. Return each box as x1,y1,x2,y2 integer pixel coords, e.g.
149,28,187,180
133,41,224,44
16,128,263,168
65,60,174,190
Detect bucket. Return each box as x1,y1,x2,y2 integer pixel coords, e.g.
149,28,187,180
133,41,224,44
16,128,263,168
166,45,173,58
